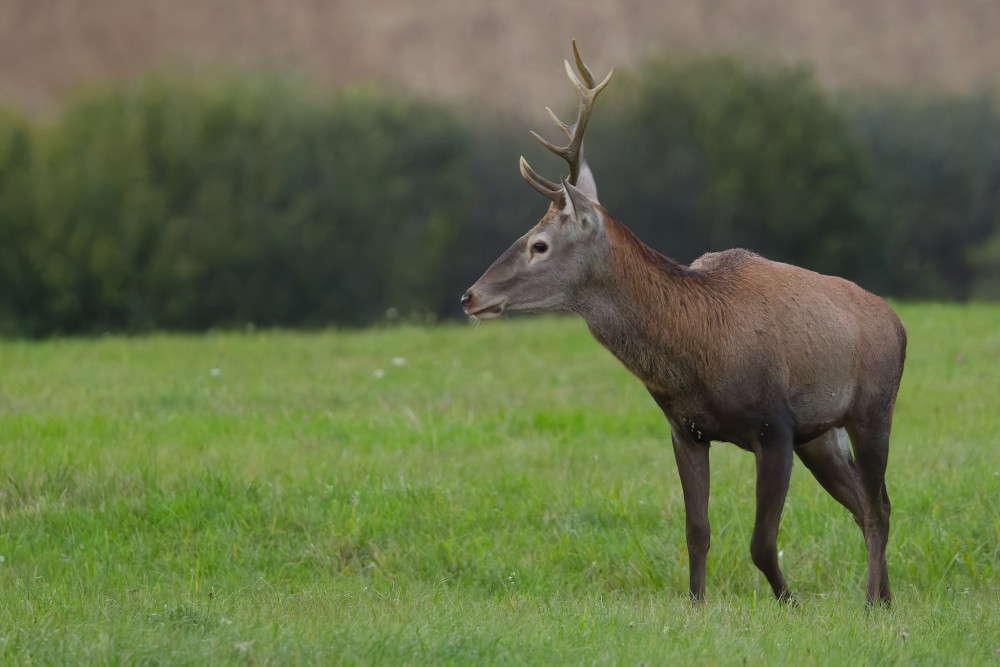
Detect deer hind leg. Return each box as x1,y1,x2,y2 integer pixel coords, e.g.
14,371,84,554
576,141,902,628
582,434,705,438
794,428,865,528
846,416,893,607
670,428,711,604
750,424,796,603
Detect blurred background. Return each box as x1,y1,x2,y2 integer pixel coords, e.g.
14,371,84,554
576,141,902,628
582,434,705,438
1,0,999,336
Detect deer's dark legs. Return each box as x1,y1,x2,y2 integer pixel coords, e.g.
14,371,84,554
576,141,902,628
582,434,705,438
846,417,893,607
751,426,795,603
793,426,893,607
670,428,711,603
795,428,865,528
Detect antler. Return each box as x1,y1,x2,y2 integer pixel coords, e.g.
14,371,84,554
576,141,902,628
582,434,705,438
520,40,615,204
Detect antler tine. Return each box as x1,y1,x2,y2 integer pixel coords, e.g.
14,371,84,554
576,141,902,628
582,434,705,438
572,39,597,88
519,156,560,191
529,129,564,154
544,107,572,139
519,156,563,204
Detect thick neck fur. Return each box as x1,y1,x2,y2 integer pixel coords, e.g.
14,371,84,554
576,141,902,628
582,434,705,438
574,214,729,397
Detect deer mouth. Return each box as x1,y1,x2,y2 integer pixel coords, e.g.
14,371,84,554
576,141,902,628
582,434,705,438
462,294,508,319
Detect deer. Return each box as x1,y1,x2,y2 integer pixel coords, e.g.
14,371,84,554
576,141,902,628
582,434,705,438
460,42,906,607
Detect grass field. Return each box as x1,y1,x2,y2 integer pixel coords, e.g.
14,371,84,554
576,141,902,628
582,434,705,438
1,303,998,664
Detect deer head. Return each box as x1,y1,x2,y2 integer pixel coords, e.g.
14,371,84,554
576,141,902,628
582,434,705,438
461,41,614,319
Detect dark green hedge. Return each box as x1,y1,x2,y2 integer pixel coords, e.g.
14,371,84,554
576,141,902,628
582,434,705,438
1,59,998,337
1,73,473,335
843,91,1000,299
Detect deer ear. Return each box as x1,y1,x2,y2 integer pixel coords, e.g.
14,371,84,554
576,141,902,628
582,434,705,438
575,163,600,203
561,180,602,235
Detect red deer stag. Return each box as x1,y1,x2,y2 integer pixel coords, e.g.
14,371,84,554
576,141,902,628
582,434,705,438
461,42,906,606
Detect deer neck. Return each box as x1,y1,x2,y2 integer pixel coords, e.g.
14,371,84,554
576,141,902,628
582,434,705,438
574,217,712,397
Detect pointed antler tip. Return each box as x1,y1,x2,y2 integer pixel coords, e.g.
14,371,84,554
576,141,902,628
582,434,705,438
529,130,562,154
544,107,571,135
518,156,534,181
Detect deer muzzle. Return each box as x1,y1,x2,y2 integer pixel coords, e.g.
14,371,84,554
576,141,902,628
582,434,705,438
460,290,508,319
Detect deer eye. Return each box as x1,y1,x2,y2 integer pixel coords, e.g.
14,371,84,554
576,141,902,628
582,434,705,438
532,241,549,254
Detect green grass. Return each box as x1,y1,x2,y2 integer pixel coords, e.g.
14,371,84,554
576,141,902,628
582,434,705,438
1,303,998,664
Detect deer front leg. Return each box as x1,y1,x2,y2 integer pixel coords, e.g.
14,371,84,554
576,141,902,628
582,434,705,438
671,427,711,603
751,427,795,603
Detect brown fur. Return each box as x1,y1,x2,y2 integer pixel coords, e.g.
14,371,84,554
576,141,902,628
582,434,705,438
590,214,906,445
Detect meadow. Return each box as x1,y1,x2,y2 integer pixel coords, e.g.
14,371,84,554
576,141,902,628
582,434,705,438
0,303,998,664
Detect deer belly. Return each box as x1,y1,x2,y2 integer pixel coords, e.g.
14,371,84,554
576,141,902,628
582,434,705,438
789,383,854,430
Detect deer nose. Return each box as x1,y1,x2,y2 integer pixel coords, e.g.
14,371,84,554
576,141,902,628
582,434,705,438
460,293,472,313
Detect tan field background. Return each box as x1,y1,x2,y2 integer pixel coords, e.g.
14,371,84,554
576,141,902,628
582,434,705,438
1,0,998,118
